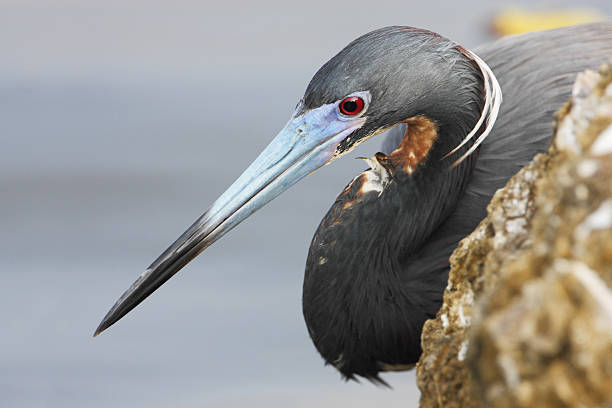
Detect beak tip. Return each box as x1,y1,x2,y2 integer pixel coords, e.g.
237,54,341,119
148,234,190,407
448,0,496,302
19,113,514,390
93,321,108,338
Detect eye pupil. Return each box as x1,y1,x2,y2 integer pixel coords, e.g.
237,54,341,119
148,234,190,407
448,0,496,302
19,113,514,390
343,101,358,112
339,96,365,116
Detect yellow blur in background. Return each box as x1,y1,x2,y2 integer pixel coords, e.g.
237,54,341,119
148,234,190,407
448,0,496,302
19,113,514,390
492,7,606,36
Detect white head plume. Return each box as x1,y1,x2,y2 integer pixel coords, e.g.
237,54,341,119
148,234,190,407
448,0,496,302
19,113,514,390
443,48,503,167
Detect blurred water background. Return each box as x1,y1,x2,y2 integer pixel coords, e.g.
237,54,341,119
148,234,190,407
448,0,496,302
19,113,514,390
1,1,610,407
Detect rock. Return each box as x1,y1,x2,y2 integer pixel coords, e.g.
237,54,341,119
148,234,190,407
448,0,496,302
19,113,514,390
417,63,612,408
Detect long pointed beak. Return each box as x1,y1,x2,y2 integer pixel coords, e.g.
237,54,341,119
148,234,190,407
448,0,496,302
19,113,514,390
94,97,368,336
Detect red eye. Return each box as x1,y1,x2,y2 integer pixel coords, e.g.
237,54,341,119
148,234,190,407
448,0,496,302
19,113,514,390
339,96,365,116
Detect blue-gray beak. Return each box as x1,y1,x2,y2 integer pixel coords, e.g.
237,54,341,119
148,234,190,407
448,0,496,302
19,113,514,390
94,92,369,336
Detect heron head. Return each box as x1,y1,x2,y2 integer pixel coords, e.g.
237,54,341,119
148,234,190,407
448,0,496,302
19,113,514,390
94,26,500,336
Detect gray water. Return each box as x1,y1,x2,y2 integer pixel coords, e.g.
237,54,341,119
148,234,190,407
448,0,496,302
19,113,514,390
2,1,610,407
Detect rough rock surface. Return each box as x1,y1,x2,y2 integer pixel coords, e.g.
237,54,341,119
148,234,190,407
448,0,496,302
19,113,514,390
417,63,612,408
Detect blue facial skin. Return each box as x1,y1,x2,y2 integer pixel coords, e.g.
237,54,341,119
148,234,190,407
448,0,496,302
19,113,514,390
201,90,371,245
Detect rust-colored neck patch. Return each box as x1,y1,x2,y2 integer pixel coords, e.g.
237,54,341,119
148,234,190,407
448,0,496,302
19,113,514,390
387,116,438,175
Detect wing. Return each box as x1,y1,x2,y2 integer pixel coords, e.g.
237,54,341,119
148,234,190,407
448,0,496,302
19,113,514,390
472,22,612,198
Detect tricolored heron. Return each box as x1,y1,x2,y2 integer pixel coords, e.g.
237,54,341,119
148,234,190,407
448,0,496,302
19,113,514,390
95,23,612,383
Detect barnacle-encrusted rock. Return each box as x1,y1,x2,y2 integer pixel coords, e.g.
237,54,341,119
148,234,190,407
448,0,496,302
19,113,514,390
417,63,612,408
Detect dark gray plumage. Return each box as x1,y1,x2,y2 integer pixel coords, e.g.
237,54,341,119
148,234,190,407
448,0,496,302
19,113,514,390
304,23,612,383
302,27,487,383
